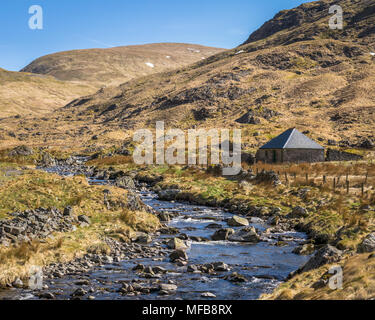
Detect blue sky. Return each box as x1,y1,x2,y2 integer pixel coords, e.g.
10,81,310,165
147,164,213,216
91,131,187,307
0,0,309,71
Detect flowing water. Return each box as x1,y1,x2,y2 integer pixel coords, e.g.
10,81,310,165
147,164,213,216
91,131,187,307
0,163,311,300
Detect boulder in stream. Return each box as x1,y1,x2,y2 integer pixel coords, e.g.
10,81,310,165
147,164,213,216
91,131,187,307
169,249,188,262
167,237,188,250
228,226,260,243
157,189,180,201
211,228,235,241
227,215,249,227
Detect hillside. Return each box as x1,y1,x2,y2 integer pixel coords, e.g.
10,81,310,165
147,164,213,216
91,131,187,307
21,43,224,87
1,0,375,153
0,68,93,118
243,0,375,48
0,43,222,120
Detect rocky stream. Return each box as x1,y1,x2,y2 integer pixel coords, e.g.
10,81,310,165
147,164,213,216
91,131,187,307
0,158,311,300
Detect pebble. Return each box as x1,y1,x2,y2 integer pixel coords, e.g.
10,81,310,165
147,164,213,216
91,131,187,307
201,292,216,298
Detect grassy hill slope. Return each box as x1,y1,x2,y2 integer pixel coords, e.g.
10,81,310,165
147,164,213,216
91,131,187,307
0,68,93,118
21,43,224,87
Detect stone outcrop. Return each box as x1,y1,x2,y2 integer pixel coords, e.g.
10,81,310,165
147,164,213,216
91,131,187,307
358,233,375,253
0,207,79,246
298,245,343,274
326,149,363,162
288,206,309,218
8,145,34,157
236,107,280,124
115,176,136,190
254,170,281,186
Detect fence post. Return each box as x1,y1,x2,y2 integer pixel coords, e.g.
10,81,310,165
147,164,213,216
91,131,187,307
333,178,336,191
323,175,326,184
362,183,364,197
346,180,349,194
285,172,288,184
306,173,308,184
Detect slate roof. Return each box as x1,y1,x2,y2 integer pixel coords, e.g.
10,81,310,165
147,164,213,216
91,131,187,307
260,128,324,150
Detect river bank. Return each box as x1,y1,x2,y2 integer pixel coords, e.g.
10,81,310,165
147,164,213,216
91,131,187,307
0,158,310,300
0,151,374,300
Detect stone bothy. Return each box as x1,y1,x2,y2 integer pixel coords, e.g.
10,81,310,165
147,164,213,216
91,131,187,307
256,128,325,163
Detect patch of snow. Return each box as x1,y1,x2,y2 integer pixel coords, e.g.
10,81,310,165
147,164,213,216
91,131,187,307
166,56,171,59
235,50,245,55
145,62,154,68
187,48,201,53
370,52,375,56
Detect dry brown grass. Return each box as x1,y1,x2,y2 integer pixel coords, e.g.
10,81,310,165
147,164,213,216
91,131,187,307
119,209,160,234
0,68,94,118
21,43,224,87
87,155,134,166
251,161,375,198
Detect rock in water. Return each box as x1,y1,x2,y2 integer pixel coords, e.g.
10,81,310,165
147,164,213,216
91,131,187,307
211,228,235,241
157,189,180,201
169,249,188,262
167,237,188,250
135,233,152,244
201,292,216,298
152,266,167,274
225,272,247,283
39,292,55,300
158,212,170,222
227,215,249,227
159,283,178,292
228,226,260,243
12,278,23,288
212,262,230,272
71,288,87,297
